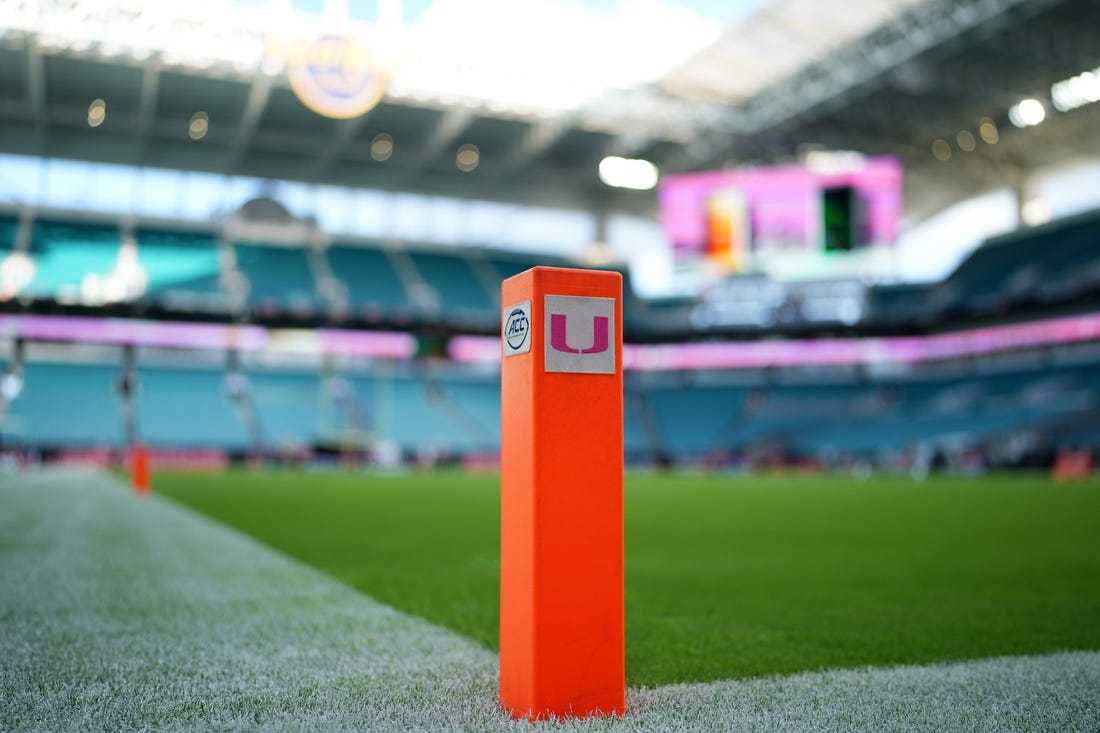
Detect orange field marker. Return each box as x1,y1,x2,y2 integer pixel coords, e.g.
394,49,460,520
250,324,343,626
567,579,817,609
131,443,150,494
500,266,624,720
1052,448,1093,481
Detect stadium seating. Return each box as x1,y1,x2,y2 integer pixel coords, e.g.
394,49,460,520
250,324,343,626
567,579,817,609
866,208,1100,325
944,236,1035,316
367,373,479,454
432,376,501,447
481,251,545,282
865,283,934,328
137,365,251,449
623,390,654,457
646,383,749,455
233,242,320,316
24,220,122,300
477,252,665,335
406,250,496,323
1026,212,1100,303
134,227,225,308
244,368,326,448
2,361,122,446
325,243,412,319
3,207,1098,338
4,350,1098,464
3,207,1100,467
0,215,17,250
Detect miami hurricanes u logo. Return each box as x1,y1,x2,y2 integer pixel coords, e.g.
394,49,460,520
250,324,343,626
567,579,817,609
549,314,609,354
544,294,616,374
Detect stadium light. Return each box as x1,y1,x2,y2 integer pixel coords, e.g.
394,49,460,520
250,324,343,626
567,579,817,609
1051,66,1100,112
189,112,209,140
979,118,999,144
598,156,658,190
1008,98,1045,127
1021,198,1050,226
371,133,393,161
87,99,106,128
456,144,479,172
804,150,865,174
956,130,976,152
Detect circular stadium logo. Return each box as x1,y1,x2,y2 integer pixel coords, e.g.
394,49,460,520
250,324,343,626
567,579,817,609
505,308,530,351
284,35,388,120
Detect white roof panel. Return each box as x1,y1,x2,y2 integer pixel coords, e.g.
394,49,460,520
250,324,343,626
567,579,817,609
660,0,930,103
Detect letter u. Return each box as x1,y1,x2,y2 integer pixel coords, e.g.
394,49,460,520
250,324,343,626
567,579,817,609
550,314,609,354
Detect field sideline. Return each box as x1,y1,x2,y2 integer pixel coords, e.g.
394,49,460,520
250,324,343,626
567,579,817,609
156,469,1100,686
1,468,1099,731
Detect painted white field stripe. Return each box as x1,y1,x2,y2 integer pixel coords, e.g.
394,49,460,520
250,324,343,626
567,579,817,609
622,651,1100,732
0,469,504,731
1,470,1097,732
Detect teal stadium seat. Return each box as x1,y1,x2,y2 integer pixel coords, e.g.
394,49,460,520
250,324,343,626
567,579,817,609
623,392,651,456
647,385,746,456
483,253,652,333
408,250,494,319
390,376,467,452
945,211,1100,315
3,362,123,446
432,377,501,449
135,228,223,300
345,372,479,454
233,243,319,314
943,239,1029,315
137,366,251,449
1031,213,1100,300
865,209,1100,325
25,220,121,299
867,283,932,326
483,252,544,282
326,244,410,316
245,369,325,448
0,215,17,250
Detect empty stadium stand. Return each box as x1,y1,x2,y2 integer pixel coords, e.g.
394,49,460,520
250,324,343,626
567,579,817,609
233,242,321,317
0,215,17,250
4,205,1095,339
134,227,226,310
324,243,412,320
406,250,495,319
481,251,543,283
24,220,122,301
3,343,1096,468
865,209,1100,328
137,365,252,450
1,204,1099,473
244,367,325,448
2,360,122,447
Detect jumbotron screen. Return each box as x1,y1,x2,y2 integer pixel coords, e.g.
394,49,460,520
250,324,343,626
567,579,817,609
658,155,903,276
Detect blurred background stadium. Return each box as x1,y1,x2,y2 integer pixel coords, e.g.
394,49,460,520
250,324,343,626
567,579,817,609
0,0,1098,477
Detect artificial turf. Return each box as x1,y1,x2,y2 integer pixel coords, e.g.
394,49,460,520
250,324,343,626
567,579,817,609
155,470,1100,688
5,469,1100,730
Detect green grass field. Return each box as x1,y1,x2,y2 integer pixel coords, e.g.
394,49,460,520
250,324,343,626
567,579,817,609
156,470,1100,688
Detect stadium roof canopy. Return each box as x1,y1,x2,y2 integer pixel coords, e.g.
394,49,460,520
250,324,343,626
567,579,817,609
0,0,1097,217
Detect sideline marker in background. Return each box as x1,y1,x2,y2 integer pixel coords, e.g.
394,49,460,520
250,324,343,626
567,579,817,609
500,266,625,720
131,443,150,494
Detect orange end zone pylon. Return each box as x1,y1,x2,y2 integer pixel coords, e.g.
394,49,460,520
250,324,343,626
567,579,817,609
500,266,625,720
131,443,150,494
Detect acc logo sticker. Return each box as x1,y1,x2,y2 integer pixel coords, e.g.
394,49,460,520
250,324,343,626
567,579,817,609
282,34,388,120
503,300,531,357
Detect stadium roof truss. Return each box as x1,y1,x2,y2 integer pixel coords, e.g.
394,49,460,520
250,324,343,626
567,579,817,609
0,0,1096,219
